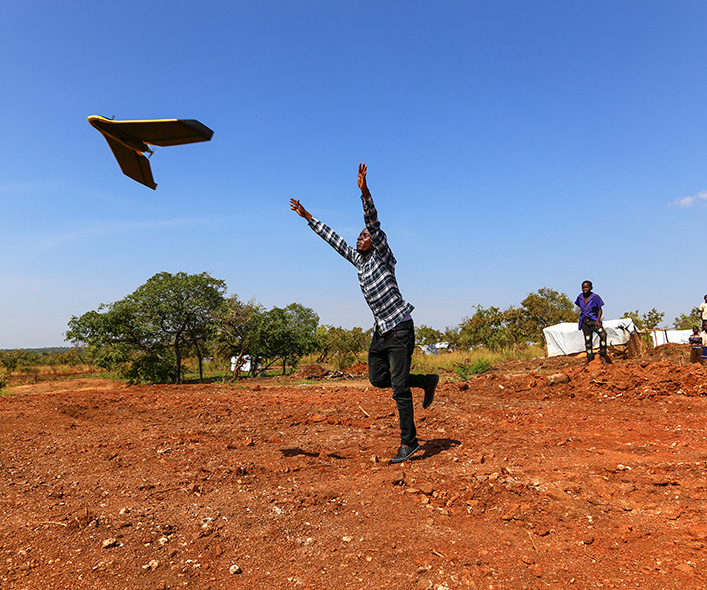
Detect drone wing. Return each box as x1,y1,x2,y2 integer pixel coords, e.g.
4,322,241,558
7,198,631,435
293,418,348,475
106,118,214,147
103,135,157,190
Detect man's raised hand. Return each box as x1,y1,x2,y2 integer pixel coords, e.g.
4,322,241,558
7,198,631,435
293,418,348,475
358,163,370,196
290,198,312,221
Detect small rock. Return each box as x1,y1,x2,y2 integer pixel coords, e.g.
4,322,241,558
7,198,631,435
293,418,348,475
102,538,119,548
142,559,159,570
229,563,243,574
675,562,694,575
391,471,406,486
547,373,570,385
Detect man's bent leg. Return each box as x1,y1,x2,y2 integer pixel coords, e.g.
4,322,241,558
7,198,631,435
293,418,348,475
368,330,392,389
597,326,608,357
581,319,595,361
387,321,417,446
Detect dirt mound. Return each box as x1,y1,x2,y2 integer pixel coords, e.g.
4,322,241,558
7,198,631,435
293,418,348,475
297,364,329,379
346,361,368,376
3,356,707,589
459,354,707,402
648,342,691,362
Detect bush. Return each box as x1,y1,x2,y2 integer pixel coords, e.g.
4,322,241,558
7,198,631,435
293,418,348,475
120,355,176,385
454,358,493,380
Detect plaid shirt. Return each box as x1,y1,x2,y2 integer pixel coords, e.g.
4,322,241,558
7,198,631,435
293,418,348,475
308,193,414,333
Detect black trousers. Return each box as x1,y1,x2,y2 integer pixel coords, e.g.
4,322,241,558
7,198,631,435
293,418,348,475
581,318,607,360
368,319,426,446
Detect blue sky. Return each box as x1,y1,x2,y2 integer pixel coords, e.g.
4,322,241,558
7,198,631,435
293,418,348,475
2,1,706,348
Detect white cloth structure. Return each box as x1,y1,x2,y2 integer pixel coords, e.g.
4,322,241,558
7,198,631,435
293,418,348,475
649,329,693,347
417,341,450,355
543,318,638,357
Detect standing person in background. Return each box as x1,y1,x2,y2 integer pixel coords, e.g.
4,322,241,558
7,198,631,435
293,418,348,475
689,326,703,364
290,163,439,464
699,295,707,332
575,280,611,365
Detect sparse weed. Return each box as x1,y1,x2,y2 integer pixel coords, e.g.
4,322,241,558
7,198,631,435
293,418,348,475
412,345,544,378
454,358,494,379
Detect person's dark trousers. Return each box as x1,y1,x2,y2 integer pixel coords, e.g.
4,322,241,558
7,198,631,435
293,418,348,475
581,318,607,360
368,319,426,447
690,347,702,364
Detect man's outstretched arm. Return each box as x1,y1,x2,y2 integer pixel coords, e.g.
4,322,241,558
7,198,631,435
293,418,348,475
290,197,358,265
357,163,395,265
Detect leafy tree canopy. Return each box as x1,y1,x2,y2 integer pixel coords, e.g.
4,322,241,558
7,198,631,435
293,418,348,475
67,272,227,384
456,288,577,350
623,308,665,331
416,325,444,346
673,306,701,330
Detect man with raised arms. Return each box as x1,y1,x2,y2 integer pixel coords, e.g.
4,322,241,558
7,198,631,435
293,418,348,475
290,163,439,463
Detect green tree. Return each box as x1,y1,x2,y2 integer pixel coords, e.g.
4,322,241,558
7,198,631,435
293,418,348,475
458,306,511,350
442,325,461,350
316,325,370,369
67,272,227,384
455,288,577,350
57,349,83,367
518,288,578,344
211,295,263,380
416,325,444,346
251,303,319,375
623,308,665,330
0,350,25,374
673,306,701,330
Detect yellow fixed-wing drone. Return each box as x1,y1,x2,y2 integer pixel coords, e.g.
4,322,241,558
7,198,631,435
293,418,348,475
88,115,214,189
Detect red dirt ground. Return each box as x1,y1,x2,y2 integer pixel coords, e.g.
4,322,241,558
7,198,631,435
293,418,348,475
3,347,707,589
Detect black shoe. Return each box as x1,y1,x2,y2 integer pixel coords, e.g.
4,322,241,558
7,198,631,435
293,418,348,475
422,374,439,409
390,443,421,463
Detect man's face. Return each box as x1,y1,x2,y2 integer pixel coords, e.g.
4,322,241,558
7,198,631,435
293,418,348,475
357,229,372,254
582,282,592,295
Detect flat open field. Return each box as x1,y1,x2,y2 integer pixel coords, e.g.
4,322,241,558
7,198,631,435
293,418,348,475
2,348,707,590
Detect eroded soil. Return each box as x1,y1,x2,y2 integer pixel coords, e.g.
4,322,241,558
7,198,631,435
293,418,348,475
3,348,707,589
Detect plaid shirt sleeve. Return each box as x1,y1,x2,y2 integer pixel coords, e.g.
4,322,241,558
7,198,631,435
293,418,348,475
361,193,396,268
308,217,359,266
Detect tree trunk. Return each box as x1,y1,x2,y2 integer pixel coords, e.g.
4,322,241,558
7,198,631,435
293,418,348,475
188,327,204,383
231,344,247,382
174,338,182,384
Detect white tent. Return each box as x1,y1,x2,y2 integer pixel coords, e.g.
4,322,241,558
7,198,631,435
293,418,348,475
650,329,693,347
543,318,639,357
418,342,450,355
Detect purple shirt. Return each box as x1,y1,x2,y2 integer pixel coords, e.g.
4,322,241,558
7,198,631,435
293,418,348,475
575,292,604,329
